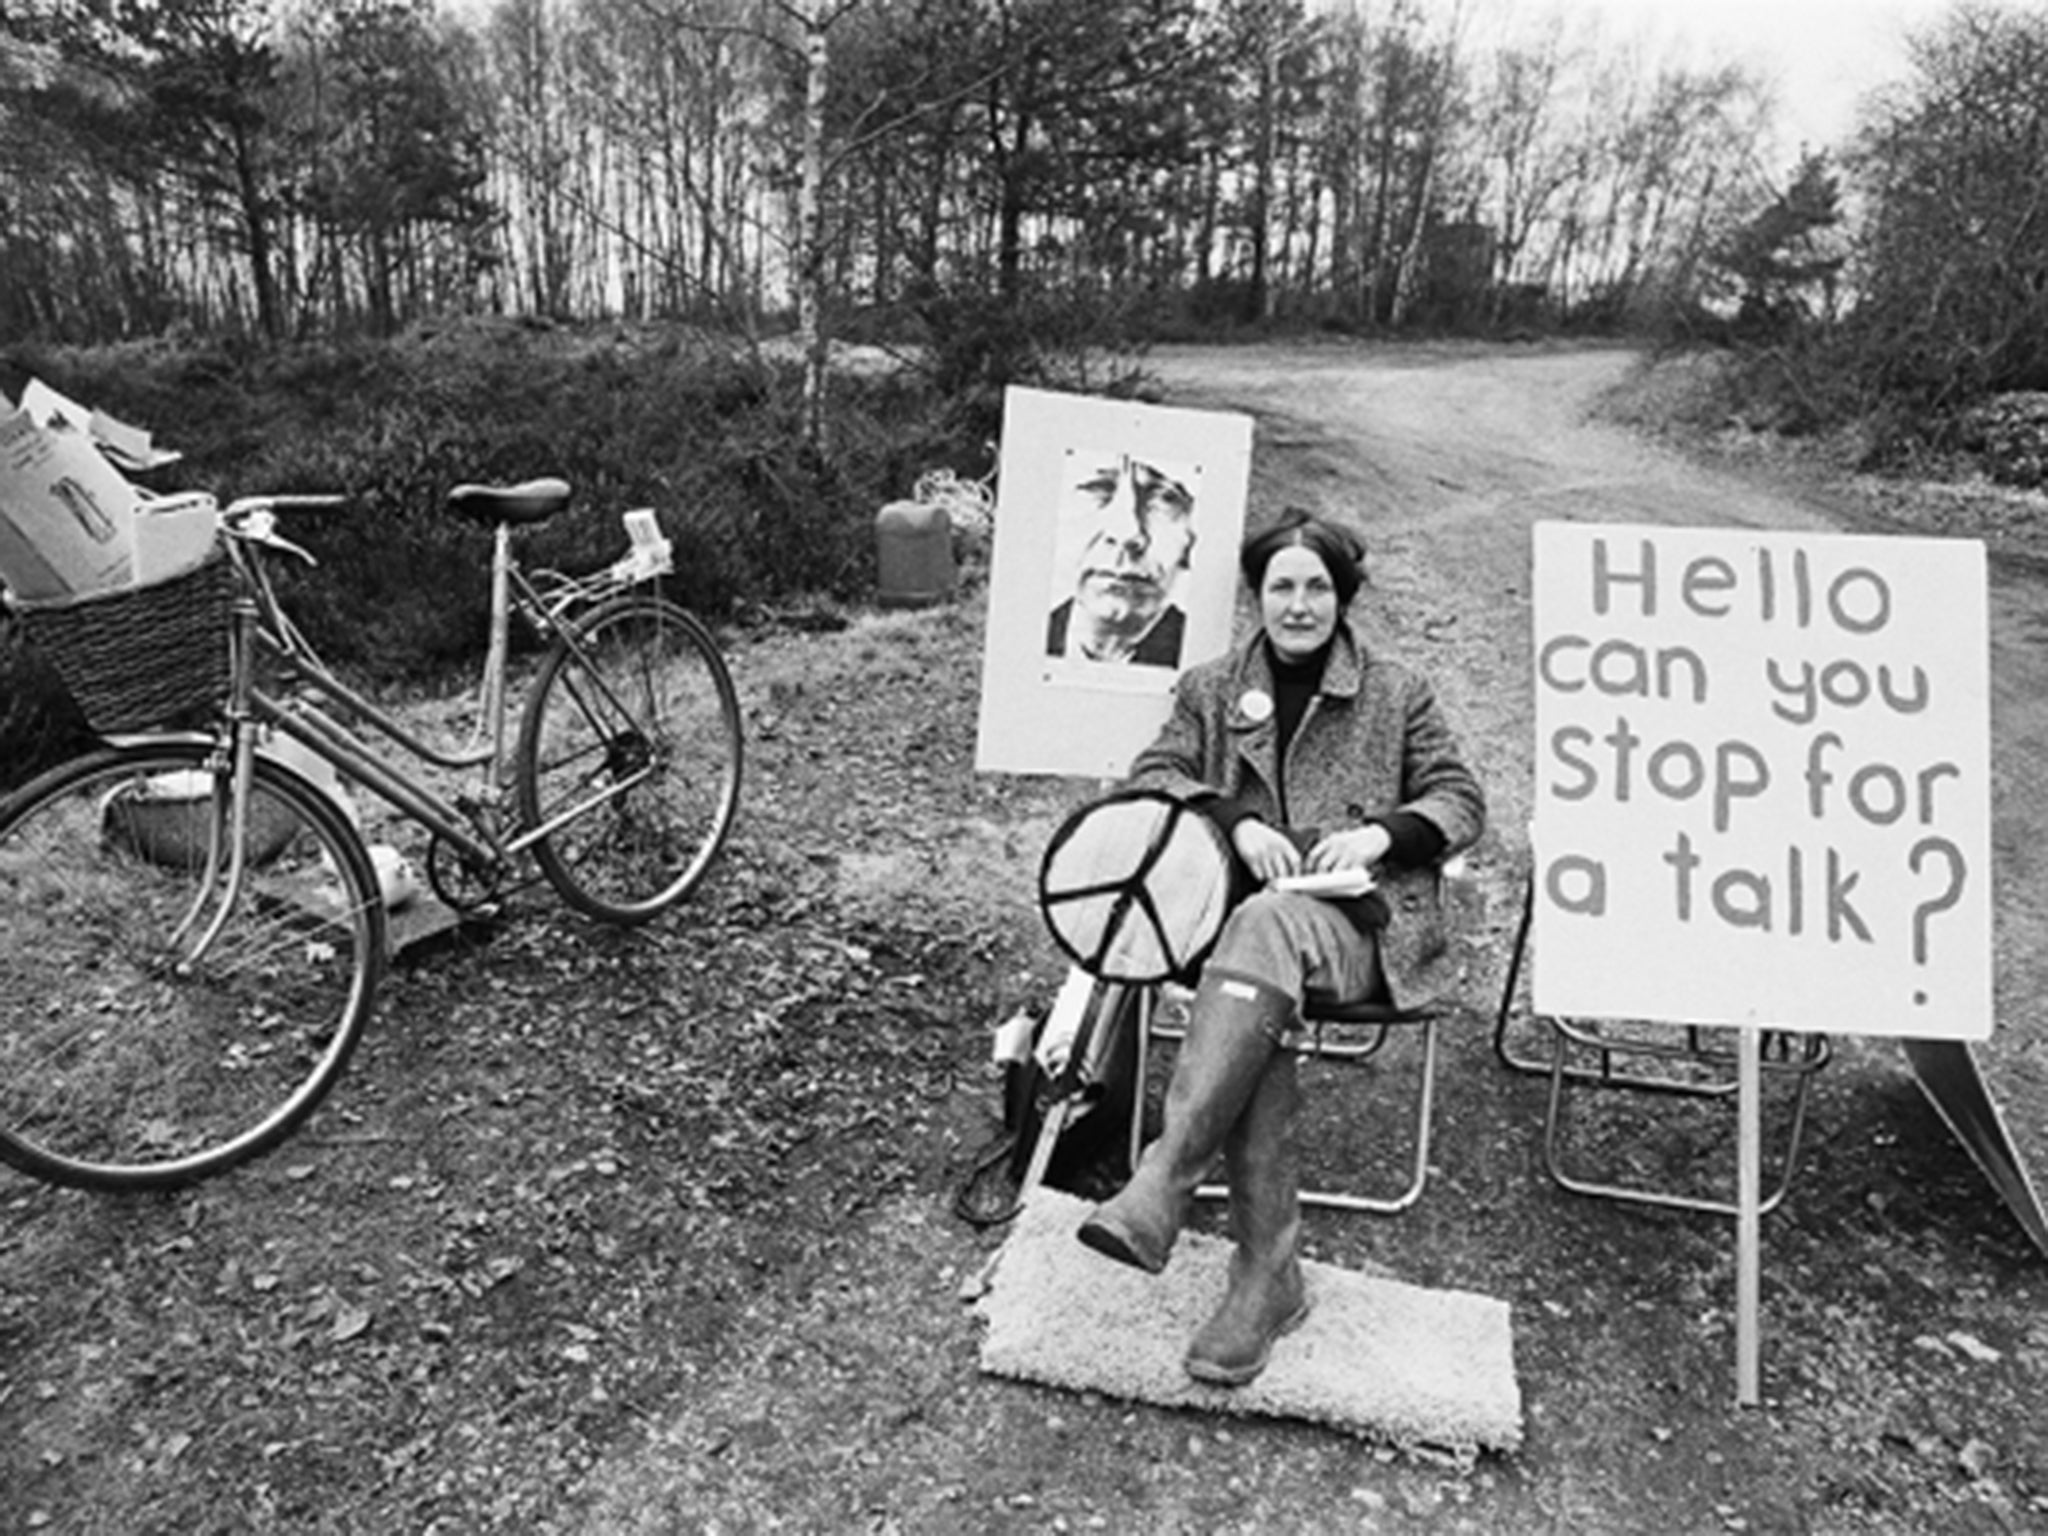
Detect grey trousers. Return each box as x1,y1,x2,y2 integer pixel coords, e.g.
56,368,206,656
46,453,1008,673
1205,890,1382,1022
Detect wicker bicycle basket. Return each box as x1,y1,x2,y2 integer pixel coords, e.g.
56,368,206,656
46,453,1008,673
11,546,233,734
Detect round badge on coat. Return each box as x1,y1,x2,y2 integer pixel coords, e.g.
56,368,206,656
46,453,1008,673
1239,688,1274,723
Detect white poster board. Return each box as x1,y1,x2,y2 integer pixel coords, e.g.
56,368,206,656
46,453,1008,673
1532,522,1991,1040
975,387,1253,778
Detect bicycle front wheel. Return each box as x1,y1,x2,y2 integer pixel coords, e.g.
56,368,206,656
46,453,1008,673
516,594,742,923
0,742,385,1191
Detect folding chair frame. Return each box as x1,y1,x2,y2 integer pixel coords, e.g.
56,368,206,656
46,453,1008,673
1131,985,1442,1215
1494,874,1831,1217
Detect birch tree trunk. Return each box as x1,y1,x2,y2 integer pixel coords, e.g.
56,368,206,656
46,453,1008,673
796,0,831,454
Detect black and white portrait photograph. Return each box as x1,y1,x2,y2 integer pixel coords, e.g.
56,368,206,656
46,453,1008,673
975,387,1250,778
1044,449,1201,669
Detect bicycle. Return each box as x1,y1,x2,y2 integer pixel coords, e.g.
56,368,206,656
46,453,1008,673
0,478,742,1192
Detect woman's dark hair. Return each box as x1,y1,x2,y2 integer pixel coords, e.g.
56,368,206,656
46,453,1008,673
1239,507,1367,608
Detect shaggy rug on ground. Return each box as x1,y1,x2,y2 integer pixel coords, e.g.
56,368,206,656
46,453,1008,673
973,1188,1522,1453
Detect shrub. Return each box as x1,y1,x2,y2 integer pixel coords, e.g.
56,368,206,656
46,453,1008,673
0,322,995,765
1958,392,2048,489
1709,9,2048,452
3,325,954,675
909,279,1155,433
0,619,93,795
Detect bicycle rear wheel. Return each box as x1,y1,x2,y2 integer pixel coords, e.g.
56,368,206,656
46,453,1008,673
516,593,741,923
0,742,385,1191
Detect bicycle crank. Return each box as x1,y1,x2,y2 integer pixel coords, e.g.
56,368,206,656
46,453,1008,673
425,833,507,915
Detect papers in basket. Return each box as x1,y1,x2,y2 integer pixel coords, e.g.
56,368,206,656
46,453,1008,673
19,378,182,473
0,382,209,600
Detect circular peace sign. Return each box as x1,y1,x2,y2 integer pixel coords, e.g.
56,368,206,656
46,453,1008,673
1037,789,1235,983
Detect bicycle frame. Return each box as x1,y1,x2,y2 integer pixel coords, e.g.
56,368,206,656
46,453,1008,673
220,512,661,880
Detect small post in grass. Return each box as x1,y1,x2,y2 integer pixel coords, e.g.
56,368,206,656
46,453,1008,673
1736,1028,1762,1407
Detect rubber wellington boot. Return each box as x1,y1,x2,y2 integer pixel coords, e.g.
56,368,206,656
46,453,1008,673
1077,970,1295,1274
1183,1051,1309,1385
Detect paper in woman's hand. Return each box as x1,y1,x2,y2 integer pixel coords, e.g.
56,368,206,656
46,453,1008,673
1271,868,1377,899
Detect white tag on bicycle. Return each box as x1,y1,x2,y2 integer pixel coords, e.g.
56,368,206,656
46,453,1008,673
618,508,673,579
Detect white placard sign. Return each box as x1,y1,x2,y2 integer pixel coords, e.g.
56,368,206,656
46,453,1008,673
975,387,1252,778
1532,522,1992,1040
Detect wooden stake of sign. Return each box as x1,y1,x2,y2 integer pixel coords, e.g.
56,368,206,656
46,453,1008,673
1736,1028,1762,1408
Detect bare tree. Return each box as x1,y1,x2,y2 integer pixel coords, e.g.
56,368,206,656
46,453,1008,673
0,0,1807,353
1848,1,2048,407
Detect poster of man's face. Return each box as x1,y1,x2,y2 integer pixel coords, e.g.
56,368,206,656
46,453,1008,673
975,387,1249,777
1045,450,1201,668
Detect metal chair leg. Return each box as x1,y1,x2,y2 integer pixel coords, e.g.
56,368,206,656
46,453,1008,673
1542,1022,1824,1217
1499,868,1832,1215
1135,987,1441,1216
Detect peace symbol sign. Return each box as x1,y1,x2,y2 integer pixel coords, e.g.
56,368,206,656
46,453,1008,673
1037,789,1235,983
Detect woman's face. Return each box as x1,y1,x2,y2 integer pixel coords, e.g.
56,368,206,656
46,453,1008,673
1259,544,1340,660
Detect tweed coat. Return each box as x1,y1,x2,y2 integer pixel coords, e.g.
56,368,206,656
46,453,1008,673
1124,619,1486,1006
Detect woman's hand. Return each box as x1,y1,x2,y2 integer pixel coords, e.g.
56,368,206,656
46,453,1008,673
1306,823,1392,874
1232,819,1303,884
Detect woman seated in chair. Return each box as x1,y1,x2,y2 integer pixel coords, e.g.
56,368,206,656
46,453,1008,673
1077,507,1485,1385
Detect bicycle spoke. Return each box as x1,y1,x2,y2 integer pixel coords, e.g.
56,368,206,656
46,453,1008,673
514,595,740,922
0,746,383,1190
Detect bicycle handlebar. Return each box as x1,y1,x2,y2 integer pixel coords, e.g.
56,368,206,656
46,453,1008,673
220,495,345,567
223,494,348,519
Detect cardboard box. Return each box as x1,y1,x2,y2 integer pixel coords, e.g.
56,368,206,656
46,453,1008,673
0,406,139,599
133,491,219,583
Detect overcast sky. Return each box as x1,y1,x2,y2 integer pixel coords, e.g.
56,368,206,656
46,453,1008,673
1528,0,1961,154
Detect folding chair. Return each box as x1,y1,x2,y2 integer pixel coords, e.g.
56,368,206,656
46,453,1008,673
1494,872,1831,1217
1132,983,1442,1214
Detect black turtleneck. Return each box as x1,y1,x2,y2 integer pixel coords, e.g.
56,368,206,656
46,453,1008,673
1200,637,1446,870
1268,640,1325,763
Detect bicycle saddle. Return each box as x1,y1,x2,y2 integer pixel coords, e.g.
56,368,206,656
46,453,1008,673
446,477,572,527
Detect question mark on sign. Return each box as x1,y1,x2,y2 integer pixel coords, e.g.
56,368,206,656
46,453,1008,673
1907,836,1966,1005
